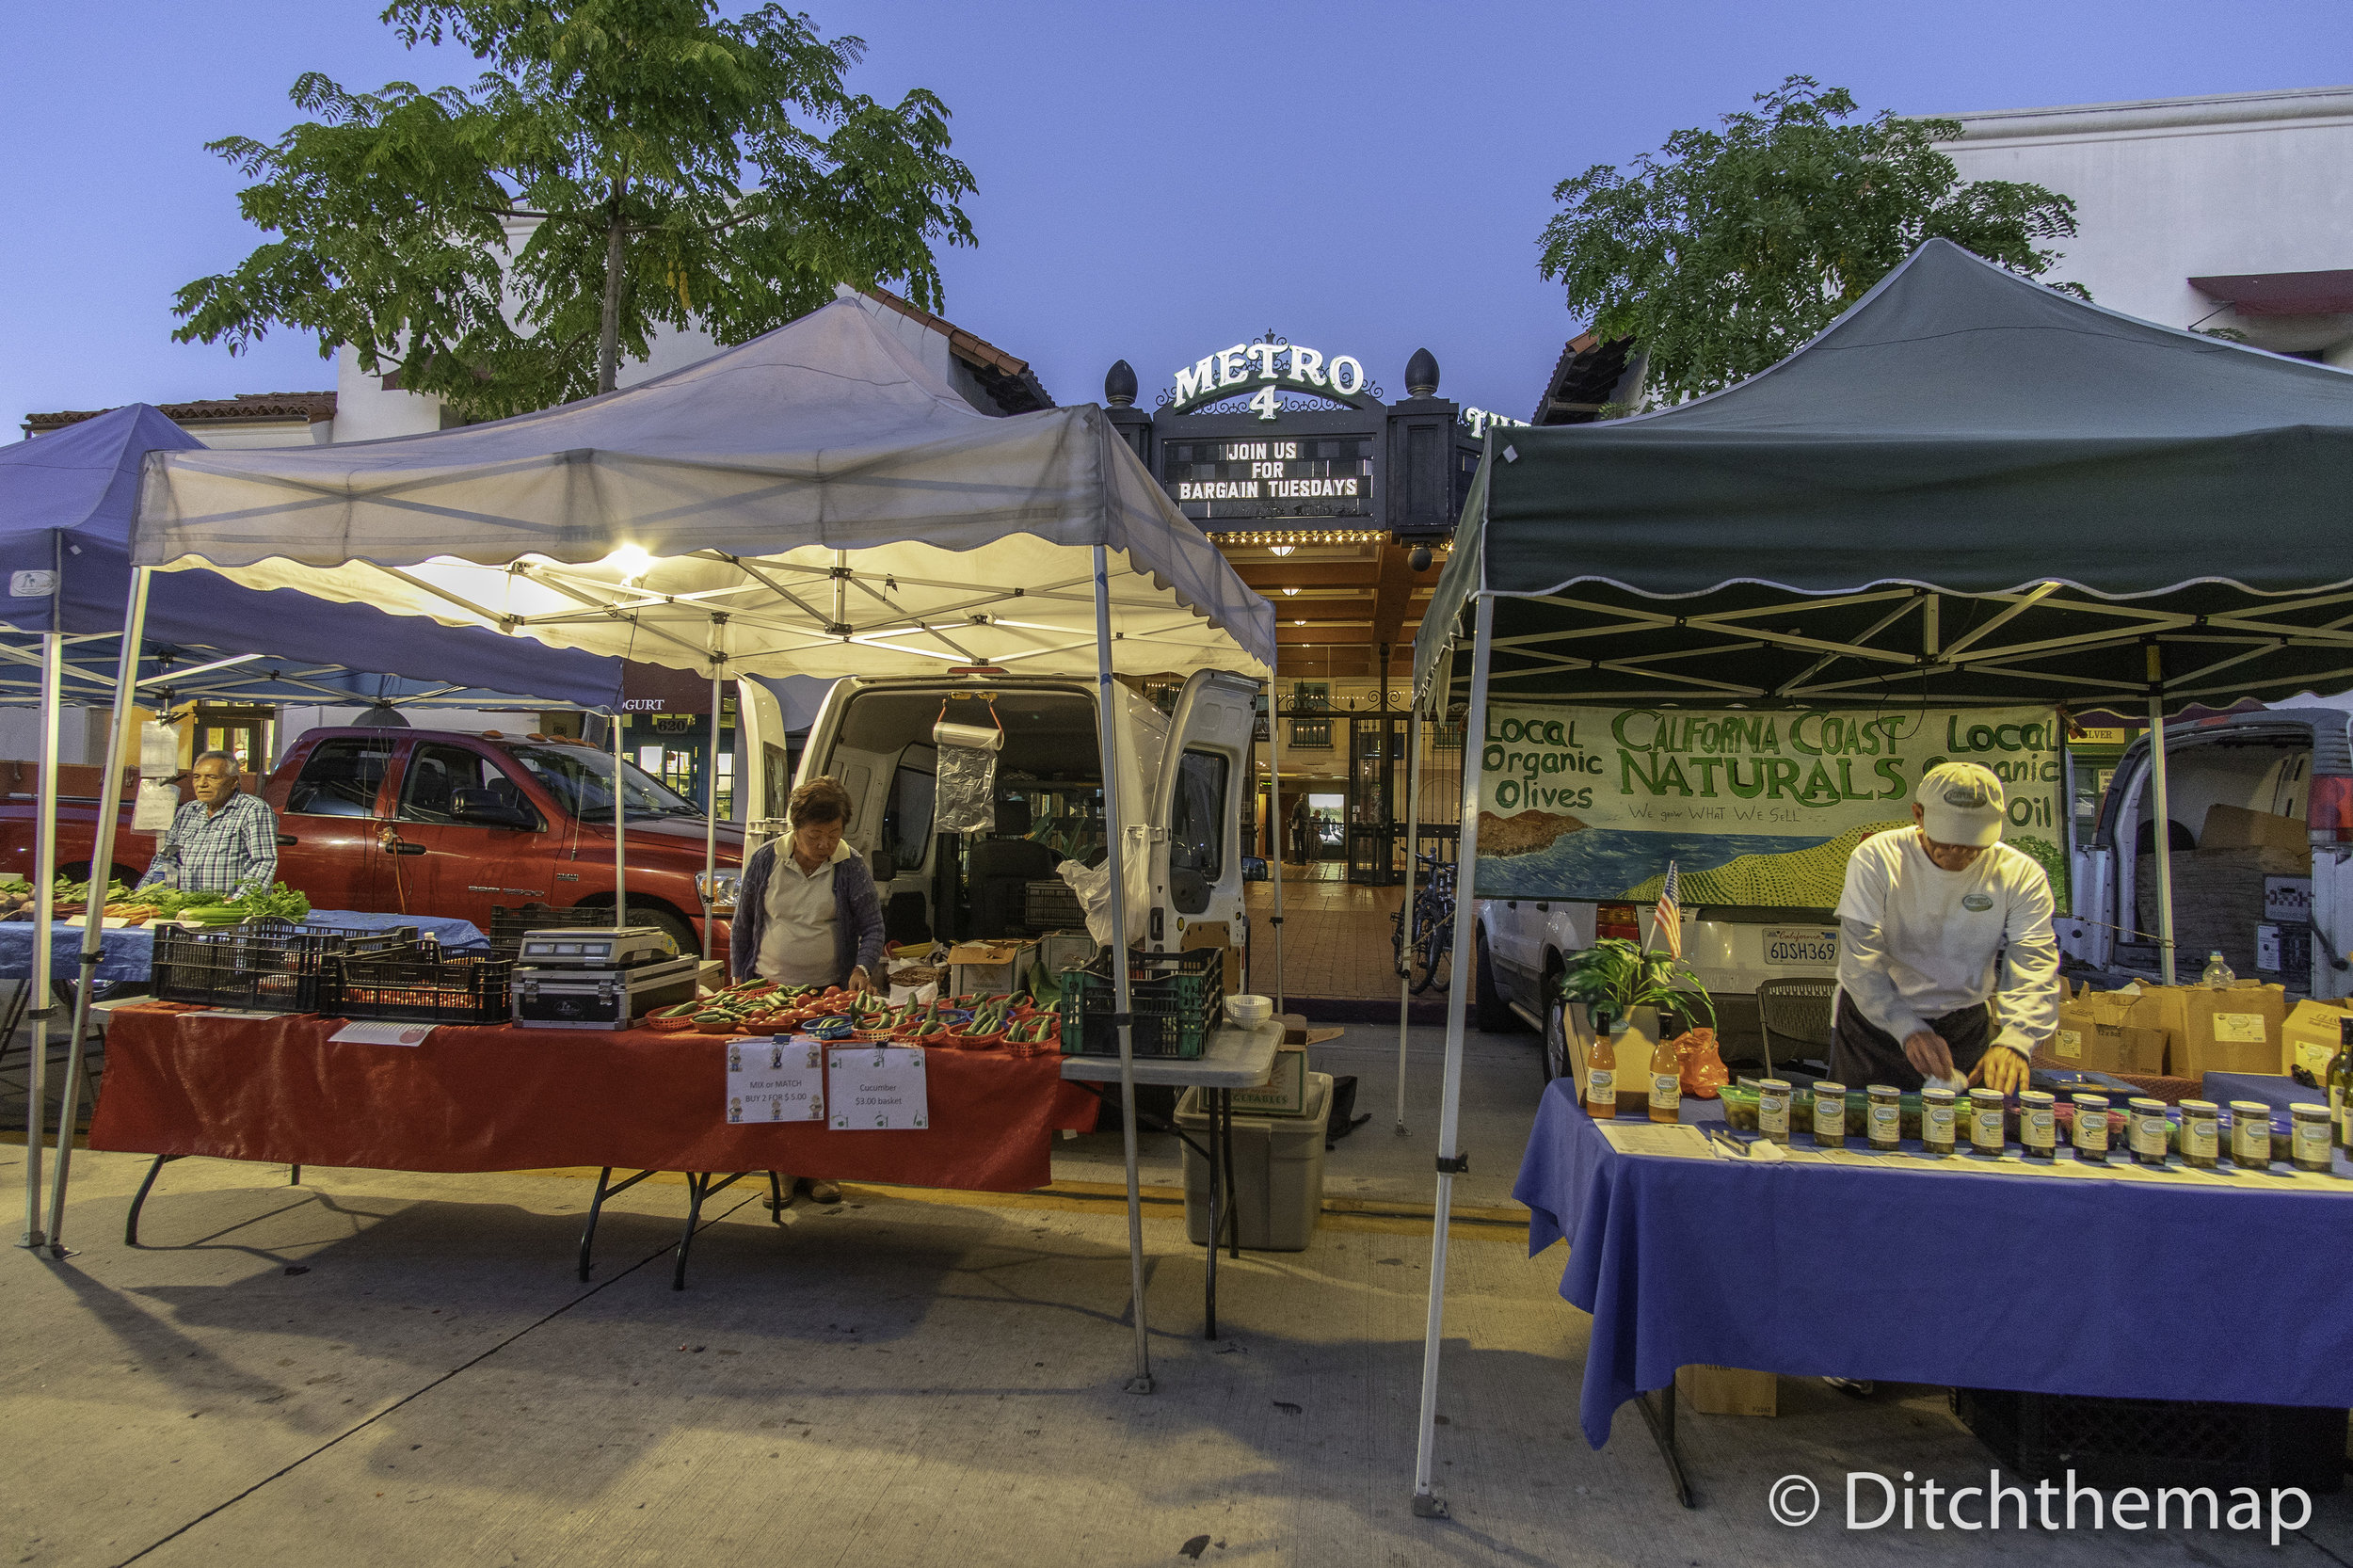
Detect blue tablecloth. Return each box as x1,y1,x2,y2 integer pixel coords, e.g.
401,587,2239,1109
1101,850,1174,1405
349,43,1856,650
1513,1080,2353,1448
0,910,488,985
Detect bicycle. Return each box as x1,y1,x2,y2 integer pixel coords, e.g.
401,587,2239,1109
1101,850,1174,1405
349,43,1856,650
1391,850,1455,995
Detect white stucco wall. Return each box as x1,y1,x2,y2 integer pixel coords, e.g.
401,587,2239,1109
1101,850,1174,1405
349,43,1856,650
1930,87,2353,363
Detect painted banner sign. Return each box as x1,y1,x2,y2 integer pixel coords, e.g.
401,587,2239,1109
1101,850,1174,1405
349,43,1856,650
1471,703,2066,905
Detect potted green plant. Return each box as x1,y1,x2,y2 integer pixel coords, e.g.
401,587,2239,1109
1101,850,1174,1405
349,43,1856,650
1557,939,1719,1094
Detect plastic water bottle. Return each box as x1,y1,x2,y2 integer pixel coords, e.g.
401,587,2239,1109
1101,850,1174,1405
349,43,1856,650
2201,951,2234,988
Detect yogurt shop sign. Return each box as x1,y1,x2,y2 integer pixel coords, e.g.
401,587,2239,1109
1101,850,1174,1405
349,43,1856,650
1168,341,1374,419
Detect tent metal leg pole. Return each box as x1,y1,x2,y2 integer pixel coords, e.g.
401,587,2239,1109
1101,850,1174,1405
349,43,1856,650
46,567,149,1255
2146,677,2177,986
19,632,63,1250
1411,592,1493,1517
1265,680,1286,1016
1396,702,1425,1135
1094,546,1151,1394
612,712,628,926
702,654,723,962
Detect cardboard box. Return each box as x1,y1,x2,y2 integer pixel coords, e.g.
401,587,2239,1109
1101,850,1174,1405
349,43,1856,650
1229,1042,1310,1115
1181,920,1243,994
2201,804,2310,853
2280,998,2353,1080
1676,1364,1777,1417
2160,981,2288,1078
947,939,1037,999
2050,985,2169,1075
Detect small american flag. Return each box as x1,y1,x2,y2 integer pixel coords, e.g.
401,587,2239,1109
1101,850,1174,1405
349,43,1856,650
1652,861,1683,960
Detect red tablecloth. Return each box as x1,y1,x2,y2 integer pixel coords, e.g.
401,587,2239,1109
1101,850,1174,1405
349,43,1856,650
90,1009,1099,1192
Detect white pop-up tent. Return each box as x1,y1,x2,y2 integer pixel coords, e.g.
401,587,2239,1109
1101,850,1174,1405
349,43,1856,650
128,298,1278,1388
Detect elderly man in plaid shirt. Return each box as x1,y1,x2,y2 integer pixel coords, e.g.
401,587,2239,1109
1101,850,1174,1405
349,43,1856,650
136,750,278,898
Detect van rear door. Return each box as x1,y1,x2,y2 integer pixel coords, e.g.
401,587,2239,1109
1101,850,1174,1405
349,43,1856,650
1150,672,1258,952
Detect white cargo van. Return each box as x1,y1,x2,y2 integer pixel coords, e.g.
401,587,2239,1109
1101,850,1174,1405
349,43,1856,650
2063,706,2350,1001
780,669,1260,965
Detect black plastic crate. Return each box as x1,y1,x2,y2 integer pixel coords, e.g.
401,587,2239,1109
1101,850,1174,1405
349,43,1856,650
1023,879,1086,934
1952,1386,2345,1496
1060,945,1224,1059
321,951,514,1025
151,922,421,1013
488,903,604,958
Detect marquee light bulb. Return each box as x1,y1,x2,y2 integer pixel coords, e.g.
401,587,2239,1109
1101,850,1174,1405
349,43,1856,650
1283,586,1299,597
1269,544,1294,556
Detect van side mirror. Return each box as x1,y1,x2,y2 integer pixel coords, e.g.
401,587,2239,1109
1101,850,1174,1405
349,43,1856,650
1241,856,1269,883
869,848,899,885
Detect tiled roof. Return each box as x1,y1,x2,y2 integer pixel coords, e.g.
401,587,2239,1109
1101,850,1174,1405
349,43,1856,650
24,392,336,437
1531,334,1639,425
856,286,1055,415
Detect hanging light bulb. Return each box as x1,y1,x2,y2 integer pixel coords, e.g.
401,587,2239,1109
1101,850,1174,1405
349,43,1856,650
604,543,654,584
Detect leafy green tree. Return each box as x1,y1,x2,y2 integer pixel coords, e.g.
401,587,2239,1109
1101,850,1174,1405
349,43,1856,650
1538,77,2083,406
173,1,977,420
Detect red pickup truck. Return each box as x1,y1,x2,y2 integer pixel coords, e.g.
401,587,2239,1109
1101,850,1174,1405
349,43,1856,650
6,726,741,956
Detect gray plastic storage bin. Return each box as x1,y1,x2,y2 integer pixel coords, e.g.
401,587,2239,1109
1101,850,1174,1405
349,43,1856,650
1176,1072,1330,1252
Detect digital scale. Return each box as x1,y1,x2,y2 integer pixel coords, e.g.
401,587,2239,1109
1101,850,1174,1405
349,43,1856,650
511,925,699,1030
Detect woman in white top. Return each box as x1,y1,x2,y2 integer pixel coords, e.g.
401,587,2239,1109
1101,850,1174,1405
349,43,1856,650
1831,761,2061,1096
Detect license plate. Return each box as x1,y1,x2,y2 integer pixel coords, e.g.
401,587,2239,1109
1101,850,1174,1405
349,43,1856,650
1763,926,1838,968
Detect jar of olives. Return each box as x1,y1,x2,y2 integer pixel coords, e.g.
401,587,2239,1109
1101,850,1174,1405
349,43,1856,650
2072,1093,2110,1162
2291,1103,2331,1173
2128,1097,2170,1167
1865,1085,1901,1151
2018,1091,2056,1160
2228,1099,2272,1169
1813,1080,1848,1148
1755,1079,1792,1146
2178,1099,2220,1169
1967,1087,2007,1155
1921,1087,1959,1154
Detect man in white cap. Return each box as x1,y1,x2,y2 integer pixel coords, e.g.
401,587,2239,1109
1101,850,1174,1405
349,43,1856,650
1831,760,2060,1094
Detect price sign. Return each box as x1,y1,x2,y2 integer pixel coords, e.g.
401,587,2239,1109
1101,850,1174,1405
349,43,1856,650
724,1038,826,1125
826,1045,930,1131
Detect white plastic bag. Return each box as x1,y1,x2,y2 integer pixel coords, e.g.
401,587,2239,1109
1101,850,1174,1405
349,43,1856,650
1060,858,1115,947
133,778,179,833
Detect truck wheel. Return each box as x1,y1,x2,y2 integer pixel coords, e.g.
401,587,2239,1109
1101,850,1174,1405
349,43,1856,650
1473,927,1513,1034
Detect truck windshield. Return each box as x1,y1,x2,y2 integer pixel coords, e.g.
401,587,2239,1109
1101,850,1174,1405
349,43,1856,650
503,744,701,821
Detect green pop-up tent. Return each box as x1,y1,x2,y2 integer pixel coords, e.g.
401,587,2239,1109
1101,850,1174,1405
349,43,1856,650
1401,238,2353,1512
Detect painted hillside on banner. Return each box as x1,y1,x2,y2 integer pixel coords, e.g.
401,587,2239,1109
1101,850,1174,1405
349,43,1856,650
1471,703,2066,904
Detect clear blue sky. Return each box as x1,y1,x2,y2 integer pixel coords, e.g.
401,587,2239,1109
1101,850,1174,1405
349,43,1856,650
3,1,2345,432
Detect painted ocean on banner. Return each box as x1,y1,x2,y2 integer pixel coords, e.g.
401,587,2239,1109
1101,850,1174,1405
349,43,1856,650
1472,704,2066,904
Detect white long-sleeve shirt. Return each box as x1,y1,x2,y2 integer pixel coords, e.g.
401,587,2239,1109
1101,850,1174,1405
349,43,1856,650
1834,827,2060,1058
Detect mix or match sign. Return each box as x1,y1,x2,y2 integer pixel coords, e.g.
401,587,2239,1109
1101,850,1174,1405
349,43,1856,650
724,1037,826,1124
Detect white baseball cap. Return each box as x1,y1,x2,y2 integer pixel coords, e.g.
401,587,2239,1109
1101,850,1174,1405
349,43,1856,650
1916,761,2007,848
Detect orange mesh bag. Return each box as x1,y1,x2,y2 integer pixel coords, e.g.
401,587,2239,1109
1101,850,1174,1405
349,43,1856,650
1675,1028,1730,1099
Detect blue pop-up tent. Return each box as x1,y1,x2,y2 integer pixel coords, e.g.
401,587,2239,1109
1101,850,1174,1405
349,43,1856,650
2,405,626,1254
0,406,625,704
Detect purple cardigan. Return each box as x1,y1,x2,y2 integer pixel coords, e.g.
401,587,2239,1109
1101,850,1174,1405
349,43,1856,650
728,839,888,985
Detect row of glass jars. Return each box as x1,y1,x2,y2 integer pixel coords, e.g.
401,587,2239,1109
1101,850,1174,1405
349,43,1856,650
1750,1080,2331,1172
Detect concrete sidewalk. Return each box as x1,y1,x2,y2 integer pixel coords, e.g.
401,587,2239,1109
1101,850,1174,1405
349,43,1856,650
8,1117,2349,1566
